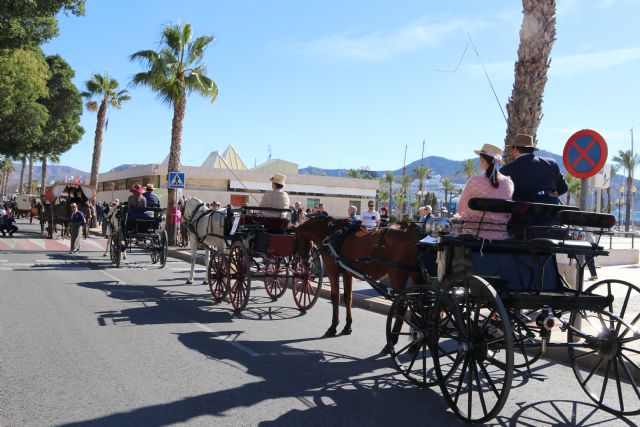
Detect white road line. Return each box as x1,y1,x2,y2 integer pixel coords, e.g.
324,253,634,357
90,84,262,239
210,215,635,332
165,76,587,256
100,270,128,285
0,259,8,262
193,322,260,357
29,239,47,250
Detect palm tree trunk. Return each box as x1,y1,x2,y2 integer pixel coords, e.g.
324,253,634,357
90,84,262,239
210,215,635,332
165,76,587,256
19,157,26,194
606,187,612,213
504,0,556,159
166,90,187,245
625,175,632,231
41,158,47,197
27,153,34,194
566,192,571,206
90,100,108,188
1,170,6,196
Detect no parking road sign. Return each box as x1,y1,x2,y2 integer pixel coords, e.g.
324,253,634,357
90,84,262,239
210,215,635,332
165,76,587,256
563,129,608,179
167,171,185,189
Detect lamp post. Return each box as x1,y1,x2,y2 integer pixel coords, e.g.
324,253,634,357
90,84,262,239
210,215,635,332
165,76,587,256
417,190,423,207
620,186,626,228
617,198,624,230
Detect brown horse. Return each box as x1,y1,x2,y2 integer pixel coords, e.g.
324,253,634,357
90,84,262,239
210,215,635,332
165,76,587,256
295,214,422,337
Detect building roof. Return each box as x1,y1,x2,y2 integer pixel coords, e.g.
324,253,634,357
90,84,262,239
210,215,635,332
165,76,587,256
201,145,247,170
251,159,298,175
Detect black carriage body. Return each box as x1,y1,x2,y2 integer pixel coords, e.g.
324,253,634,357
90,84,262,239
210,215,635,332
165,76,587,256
112,204,167,267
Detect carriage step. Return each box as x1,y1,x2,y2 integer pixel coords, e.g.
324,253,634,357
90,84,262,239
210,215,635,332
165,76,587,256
500,291,613,311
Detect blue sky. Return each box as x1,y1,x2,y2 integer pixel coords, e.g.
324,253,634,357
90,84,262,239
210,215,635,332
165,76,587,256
43,0,640,173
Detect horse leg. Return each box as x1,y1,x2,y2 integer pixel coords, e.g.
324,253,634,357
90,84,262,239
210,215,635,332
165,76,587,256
186,232,197,284
324,271,341,337
341,274,353,335
103,236,109,256
202,247,210,284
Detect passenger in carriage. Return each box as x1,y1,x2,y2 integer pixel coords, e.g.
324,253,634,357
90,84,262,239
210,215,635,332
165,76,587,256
143,183,161,208
259,173,290,218
454,143,514,240
127,184,147,219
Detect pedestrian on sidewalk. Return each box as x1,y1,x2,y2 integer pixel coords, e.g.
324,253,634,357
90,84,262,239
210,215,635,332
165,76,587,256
69,203,86,253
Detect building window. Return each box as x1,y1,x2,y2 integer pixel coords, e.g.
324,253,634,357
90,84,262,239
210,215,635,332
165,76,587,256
349,200,361,214
307,198,320,211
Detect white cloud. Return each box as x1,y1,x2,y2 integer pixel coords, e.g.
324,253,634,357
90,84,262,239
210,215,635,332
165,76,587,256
466,48,640,79
289,19,488,61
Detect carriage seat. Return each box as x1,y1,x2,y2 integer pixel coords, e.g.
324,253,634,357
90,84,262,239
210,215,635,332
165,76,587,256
240,215,290,232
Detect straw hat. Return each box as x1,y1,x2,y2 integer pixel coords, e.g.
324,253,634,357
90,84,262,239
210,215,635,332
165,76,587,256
130,184,144,194
145,183,154,190
70,203,77,208
473,143,504,163
270,173,286,186
508,134,538,150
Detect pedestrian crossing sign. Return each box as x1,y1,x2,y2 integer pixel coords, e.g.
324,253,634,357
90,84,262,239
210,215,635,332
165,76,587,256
168,172,185,189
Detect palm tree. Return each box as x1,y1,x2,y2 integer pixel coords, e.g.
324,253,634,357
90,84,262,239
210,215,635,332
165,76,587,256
613,149,640,231
40,152,60,196
565,174,580,206
458,159,478,181
18,155,26,194
440,177,455,206
383,172,395,212
346,169,360,178
412,166,432,205
27,153,34,194
606,164,620,213
81,72,130,188
400,174,412,215
0,156,15,196
130,22,218,243
504,0,556,159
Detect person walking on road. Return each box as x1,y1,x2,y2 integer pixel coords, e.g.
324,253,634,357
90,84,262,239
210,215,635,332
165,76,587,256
69,203,86,253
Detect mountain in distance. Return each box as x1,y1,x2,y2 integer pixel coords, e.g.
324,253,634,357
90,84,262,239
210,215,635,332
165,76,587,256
5,163,89,188
108,164,142,172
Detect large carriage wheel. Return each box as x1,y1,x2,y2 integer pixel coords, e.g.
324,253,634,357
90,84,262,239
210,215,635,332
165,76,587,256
263,255,290,300
207,249,229,302
291,245,323,311
488,308,543,370
227,241,251,311
158,230,168,268
110,230,121,267
432,275,513,423
386,284,441,387
568,279,640,416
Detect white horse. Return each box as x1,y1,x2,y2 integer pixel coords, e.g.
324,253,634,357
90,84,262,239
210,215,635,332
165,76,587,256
182,197,227,284
102,205,127,260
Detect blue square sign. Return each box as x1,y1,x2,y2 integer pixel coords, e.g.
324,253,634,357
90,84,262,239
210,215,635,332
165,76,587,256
168,172,185,189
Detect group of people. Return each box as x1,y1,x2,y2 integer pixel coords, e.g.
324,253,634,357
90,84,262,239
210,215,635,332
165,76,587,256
0,204,18,237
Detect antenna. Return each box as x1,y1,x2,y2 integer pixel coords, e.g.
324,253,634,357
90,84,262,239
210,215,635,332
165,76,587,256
402,144,407,176
421,139,425,166
268,145,272,161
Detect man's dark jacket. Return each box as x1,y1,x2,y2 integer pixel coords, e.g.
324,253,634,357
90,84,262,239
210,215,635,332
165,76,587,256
500,153,568,205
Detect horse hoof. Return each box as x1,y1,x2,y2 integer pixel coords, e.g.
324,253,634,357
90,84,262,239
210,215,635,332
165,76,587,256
324,328,337,337
341,327,352,335
186,280,193,285
102,253,107,257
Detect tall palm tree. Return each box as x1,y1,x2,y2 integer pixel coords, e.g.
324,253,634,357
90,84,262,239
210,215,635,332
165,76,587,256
27,153,34,194
458,159,478,181
613,149,640,231
606,164,620,213
565,174,580,206
400,174,412,215
504,0,556,160
81,72,130,188
39,152,60,196
130,22,218,243
18,155,26,194
383,172,395,212
440,177,455,208
0,156,15,196
412,166,432,205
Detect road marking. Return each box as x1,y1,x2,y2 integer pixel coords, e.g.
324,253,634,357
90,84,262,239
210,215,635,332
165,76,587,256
100,270,128,285
193,322,260,357
0,259,7,262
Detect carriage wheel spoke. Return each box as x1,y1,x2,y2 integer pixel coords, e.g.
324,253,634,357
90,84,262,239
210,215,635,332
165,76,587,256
615,287,633,335
573,349,598,361
599,359,612,404
478,309,497,335
452,354,470,406
467,356,474,418
472,359,488,417
614,357,625,412
478,359,500,398
621,352,640,371
421,343,428,383
619,355,640,400
580,357,603,387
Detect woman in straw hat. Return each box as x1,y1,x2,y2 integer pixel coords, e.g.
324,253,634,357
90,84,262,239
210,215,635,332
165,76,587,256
259,173,290,218
454,143,514,240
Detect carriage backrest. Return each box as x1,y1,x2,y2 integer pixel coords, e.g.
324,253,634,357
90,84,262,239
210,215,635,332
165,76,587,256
467,198,579,216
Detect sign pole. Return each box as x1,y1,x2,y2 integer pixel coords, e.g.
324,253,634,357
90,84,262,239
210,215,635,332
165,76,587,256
580,179,589,211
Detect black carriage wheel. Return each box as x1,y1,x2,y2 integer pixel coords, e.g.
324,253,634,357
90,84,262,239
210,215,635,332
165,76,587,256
432,275,513,423
263,255,290,300
568,279,640,416
208,250,228,302
227,241,251,311
386,284,441,387
110,230,121,267
487,308,543,370
150,247,159,264
159,230,168,268
292,245,323,311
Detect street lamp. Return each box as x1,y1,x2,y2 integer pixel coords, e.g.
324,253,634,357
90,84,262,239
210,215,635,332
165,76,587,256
616,198,625,230
620,186,626,228
417,190,424,206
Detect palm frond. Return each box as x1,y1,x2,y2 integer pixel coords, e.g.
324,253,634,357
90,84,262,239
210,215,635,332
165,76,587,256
85,100,98,111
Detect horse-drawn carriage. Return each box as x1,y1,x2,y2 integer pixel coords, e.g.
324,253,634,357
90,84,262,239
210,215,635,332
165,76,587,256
13,194,39,223
183,199,323,312
295,198,639,423
42,183,95,239
109,203,168,268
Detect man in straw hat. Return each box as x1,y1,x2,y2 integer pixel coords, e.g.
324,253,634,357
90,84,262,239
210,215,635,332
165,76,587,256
454,143,514,240
259,173,290,218
500,134,568,205
143,183,161,208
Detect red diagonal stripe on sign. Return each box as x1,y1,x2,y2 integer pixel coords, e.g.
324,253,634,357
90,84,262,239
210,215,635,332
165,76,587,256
570,138,597,168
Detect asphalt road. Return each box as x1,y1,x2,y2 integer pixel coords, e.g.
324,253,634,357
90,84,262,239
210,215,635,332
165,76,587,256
1,222,640,426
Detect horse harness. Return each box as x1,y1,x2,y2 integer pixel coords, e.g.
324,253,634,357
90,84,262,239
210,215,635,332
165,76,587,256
187,203,225,245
